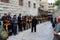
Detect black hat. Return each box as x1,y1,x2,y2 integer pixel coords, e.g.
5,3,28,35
4,13,7,15
14,15,16,16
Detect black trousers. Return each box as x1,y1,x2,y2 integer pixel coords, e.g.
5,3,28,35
52,23,55,28
23,23,26,30
13,26,17,35
31,25,36,32
8,25,12,36
18,24,22,32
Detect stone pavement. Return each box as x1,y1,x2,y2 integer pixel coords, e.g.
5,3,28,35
7,21,54,40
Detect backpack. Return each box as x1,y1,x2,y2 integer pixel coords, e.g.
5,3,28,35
0,21,8,40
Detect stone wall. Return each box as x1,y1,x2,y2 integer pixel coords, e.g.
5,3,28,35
0,0,40,16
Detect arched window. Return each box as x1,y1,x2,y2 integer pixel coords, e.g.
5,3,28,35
19,0,23,6
33,3,36,8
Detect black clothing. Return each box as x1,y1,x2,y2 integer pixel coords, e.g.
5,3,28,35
31,25,36,32
32,18,38,26
18,16,22,31
52,18,57,28
1,16,7,30
1,16,7,24
50,17,53,23
31,18,38,32
22,19,26,30
7,16,12,36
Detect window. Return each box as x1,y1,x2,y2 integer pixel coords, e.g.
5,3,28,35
40,0,41,1
48,3,53,5
1,0,9,3
19,0,23,6
33,3,36,8
28,1,31,7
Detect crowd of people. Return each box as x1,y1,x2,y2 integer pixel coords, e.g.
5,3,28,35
50,16,60,40
0,12,38,37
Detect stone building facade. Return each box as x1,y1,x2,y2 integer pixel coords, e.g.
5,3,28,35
0,0,39,16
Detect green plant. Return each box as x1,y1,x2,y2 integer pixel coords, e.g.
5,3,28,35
53,0,60,6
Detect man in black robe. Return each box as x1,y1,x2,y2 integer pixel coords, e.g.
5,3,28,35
31,16,38,32
18,14,22,32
